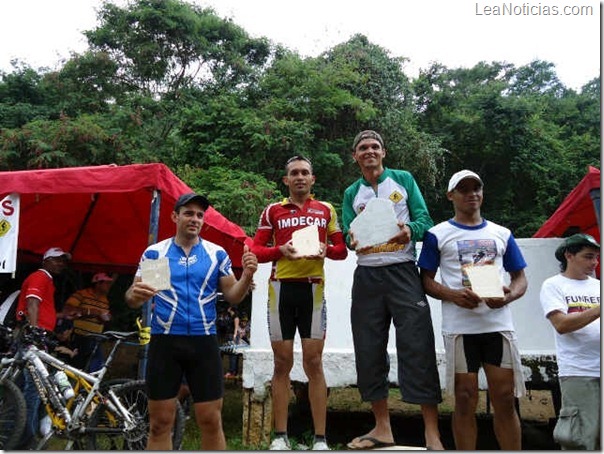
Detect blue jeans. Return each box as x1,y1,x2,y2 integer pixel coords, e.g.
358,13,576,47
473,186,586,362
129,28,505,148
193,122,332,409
19,369,41,447
73,334,105,372
227,335,243,374
228,352,240,374
87,344,105,373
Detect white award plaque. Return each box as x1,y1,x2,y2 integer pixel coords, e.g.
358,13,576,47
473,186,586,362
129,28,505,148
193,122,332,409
291,224,321,257
140,257,171,290
349,198,400,249
465,264,504,298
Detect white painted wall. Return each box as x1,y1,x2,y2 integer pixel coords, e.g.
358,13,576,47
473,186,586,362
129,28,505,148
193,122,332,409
243,238,563,394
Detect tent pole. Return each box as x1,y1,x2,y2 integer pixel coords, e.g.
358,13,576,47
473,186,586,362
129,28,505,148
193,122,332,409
138,189,161,380
69,193,99,255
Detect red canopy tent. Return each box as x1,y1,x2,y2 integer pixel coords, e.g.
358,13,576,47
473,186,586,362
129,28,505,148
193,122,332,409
0,163,251,272
0,163,254,378
533,166,601,243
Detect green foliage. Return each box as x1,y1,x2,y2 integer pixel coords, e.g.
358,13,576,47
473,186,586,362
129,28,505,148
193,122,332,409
507,60,565,96
414,59,600,236
85,0,270,95
44,51,120,116
313,35,446,203
0,64,57,128
0,114,128,169
177,164,279,235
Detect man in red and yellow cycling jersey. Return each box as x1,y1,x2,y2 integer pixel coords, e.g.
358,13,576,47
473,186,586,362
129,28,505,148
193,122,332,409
252,155,347,451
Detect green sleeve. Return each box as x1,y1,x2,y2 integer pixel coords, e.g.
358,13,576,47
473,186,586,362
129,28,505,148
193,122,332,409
342,181,361,249
404,173,434,241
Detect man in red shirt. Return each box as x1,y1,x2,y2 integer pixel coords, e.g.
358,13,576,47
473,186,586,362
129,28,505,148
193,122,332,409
16,247,70,331
252,155,347,450
16,246,70,448
16,247,70,330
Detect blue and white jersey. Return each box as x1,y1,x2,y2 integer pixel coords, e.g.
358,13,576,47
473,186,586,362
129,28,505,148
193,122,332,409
418,219,526,334
135,237,233,335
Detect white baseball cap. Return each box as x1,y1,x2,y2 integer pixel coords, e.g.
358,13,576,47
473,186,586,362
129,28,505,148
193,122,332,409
447,170,483,192
43,247,72,261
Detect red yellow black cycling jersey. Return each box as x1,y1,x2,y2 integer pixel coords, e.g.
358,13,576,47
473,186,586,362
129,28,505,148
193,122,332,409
252,197,347,280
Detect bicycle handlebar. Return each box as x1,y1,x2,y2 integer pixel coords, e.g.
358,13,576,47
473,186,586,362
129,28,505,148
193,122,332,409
8,317,151,350
16,323,59,350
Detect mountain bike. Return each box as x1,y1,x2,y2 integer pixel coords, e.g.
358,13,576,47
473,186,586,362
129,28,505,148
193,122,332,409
0,323,185,450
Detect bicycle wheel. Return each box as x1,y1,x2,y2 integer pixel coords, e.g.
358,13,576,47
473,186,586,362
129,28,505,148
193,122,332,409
0,378,27,449
86,379,185,450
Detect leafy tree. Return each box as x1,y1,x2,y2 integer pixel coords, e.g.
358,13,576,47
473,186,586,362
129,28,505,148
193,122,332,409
0,114,128,169
414,60,600,236
84,0,271,96
177,35,446,207
507,60,565,96
73,0,274,167
0,64,57,128
42,51,120,116
315,35,446,201
175,50,360,206
177,164,278,235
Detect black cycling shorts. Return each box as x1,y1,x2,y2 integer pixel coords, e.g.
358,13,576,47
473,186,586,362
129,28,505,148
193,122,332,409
267,280,326,341
146,334,223,402
454,332,512,373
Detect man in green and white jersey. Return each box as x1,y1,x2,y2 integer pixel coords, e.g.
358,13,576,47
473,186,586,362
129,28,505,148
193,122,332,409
342,130,443,451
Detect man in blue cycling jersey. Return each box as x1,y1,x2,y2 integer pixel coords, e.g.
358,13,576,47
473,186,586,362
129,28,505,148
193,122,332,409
125,193,258,450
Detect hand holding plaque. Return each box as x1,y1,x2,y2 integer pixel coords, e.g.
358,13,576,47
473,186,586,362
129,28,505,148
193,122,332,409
349,198,401,250
140,257,171,291
291,224,321,258
465,264,504,299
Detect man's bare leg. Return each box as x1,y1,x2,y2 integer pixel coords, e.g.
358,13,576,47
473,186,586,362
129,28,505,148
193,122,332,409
453,373,480,450
348,398,394,448
484,364,521,450
147,398,177,450
271,340,294,434
301,338,327,437
194,399,226,450
421,403,444,449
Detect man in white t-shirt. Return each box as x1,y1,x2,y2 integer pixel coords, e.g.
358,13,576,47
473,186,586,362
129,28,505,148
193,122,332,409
540,233,600,450
418,170,528,450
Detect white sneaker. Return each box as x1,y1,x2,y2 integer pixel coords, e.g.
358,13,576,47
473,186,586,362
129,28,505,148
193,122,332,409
269,437,291,450
312,440,330,450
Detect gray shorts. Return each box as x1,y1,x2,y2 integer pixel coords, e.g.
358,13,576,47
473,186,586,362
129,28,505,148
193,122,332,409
351,262,442,405
554,376,600,450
